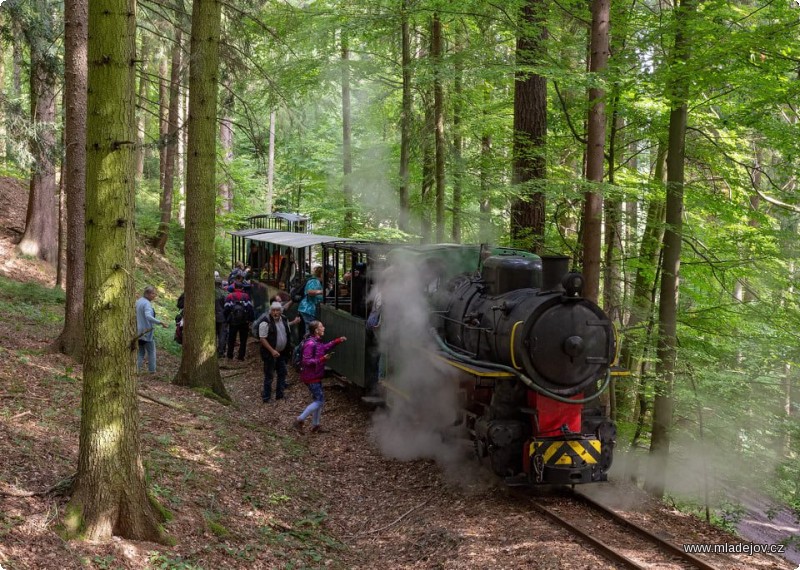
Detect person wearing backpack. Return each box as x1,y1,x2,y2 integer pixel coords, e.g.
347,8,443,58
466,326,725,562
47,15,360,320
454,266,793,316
224,280,255,361
297,265,324,337
293,320,346,434
258,302,298,402
214,274,227,357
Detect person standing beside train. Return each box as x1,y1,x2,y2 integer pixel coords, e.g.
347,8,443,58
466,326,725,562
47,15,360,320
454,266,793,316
259,302,298,402
224,279,254,361
214,274,228,357
293,320,346,433
297,265,324,335
135,285,169,373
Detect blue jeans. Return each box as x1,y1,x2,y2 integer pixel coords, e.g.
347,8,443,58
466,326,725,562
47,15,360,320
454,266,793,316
298,382,324,426
137,339,156,373
261,349,287,401
299,311,316,332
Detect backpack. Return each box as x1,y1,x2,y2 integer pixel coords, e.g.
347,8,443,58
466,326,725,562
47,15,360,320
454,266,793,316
229,302,248,326
292,335,313,372
174,311,184,344
251,311,270,338
289,277,310,303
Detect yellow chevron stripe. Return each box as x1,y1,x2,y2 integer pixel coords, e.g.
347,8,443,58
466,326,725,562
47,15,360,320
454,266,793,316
568,440,598,464
542,442,562,463
555,453,573,465
530,439,603,466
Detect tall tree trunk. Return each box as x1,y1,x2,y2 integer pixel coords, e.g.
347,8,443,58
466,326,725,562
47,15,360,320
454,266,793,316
218,73,233,213
177,80,187,226
617,193,665,420
616,165,666,422
620,142,667,368
174,0,230,401
511,0,547,254
19,0,59,264
581,0,610,303
451,36,463,244
135,35,149,180
68,0,164,542
432,13,445,243
646,0,697,499
0,49,5,162
603,106,623,323
341,31,354,236
158,54,168,190
266,110,276,213
784,258,796,456
479,83,492,244
56,0,88,360
421,94,434,244
57,143,66,289
13,21,22,94
153,30,182,253
398,0,412,232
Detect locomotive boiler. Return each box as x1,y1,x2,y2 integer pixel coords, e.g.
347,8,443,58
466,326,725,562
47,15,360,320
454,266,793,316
431,254,617,485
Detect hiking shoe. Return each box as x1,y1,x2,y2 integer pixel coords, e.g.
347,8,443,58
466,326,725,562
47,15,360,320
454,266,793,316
310,426,329,434
293,420,304,433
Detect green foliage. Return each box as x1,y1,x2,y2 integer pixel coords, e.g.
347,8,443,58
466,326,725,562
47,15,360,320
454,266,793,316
258,510,344,569
203,510,230,538
90,555,119,570
667,494,747,535
149,487,178,519
147,552,204,570
192,386,232,406
0,275,65,328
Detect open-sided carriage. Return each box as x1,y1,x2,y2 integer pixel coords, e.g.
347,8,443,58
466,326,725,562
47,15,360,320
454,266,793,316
317,240,542,390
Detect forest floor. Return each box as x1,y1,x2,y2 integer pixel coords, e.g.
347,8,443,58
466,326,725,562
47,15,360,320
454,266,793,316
0,176,795,570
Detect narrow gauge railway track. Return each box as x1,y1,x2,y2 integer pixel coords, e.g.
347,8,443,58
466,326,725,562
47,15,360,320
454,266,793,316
523,489,722,570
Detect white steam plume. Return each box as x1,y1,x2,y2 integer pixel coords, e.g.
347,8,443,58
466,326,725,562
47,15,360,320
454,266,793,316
368,255,482,484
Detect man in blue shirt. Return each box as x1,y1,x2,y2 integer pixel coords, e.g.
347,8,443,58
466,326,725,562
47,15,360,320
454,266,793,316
297,265,324,336
135,285,168,373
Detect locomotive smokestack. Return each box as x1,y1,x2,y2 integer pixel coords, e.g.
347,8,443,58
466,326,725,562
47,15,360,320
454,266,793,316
541,255,570,291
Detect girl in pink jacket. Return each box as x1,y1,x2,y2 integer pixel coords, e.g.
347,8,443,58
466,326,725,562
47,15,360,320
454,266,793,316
293,321,346,433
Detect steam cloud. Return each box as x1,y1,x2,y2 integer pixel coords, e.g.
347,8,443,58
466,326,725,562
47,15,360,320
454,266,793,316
368,255,484,485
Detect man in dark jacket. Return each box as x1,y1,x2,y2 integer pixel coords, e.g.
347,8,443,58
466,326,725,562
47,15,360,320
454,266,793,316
214,274,227,357
224,281,255,361
259,301,293,402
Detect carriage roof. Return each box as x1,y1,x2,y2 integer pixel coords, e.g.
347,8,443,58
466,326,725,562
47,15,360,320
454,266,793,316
228,230,350,249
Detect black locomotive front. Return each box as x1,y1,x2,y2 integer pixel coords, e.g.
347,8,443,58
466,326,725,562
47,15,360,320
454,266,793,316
432,255,617,485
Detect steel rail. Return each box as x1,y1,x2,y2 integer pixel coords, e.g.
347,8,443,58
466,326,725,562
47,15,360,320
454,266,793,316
527,497,647,569
570,489,722,570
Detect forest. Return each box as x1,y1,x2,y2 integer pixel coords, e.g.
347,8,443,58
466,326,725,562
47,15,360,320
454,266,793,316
0,0,799,566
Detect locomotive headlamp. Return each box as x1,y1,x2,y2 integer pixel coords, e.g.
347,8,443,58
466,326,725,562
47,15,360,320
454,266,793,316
562,273,584,297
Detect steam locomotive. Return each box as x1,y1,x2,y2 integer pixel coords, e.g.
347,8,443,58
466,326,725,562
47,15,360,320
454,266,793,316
429,253,617,485
231,219,617,486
